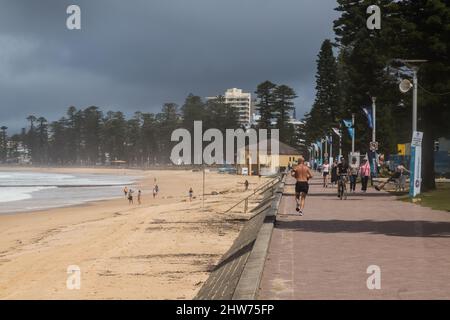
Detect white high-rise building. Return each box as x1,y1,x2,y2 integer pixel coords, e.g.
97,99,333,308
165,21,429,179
208,88,252,127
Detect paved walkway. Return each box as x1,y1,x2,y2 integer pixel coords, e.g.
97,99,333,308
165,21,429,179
258,175,450,299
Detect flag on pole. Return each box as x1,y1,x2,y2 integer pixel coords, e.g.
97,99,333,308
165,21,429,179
343,119,352,128
343,119,354,139
315,140,322,151
332,127,341,138
312,143,319,152
362,106,373,129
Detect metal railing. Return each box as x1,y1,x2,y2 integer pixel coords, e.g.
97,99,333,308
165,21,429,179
223,175,281,214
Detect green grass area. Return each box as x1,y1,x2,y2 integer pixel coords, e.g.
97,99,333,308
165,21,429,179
399,183,450,212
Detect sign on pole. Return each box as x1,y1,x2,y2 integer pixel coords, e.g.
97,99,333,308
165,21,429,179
409,131,423,198
370,141,379,152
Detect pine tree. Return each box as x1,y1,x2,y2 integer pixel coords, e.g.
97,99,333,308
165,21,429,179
158,103,181,163
36,117,49,164
255,81,277,129
273,84,297,144
304,39,340,147
181,94,205,132
333,0,404,157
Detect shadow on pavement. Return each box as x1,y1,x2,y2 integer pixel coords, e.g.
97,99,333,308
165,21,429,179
275,219,450,238
282,192,395,198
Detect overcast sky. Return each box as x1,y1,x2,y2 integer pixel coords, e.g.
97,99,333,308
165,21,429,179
0,0,339,131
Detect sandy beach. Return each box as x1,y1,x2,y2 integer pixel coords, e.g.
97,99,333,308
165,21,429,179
0,167,266,299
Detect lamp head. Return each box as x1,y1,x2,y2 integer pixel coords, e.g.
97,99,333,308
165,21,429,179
399,79,413,93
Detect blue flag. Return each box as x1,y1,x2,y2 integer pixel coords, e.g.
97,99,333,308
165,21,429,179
343,119,354,139
347,127,355,139
362,106,374,129
343,119,352,128
315,140,322,151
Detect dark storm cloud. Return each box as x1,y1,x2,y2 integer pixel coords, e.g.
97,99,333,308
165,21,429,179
0,0,339,130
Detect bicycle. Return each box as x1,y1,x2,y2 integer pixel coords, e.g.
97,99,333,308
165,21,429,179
337,174,348,200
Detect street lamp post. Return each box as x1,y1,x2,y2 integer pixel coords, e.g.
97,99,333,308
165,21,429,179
412,68,418,133
371,97,376,144
395,59,427,197
395,59,428,133
202,165,205,212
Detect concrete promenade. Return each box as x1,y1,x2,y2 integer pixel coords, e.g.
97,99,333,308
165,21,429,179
258,175,450,299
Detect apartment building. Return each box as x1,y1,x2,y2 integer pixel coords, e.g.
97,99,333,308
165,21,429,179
207,88,252,127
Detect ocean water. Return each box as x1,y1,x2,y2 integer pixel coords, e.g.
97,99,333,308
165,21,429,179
0,171,137,214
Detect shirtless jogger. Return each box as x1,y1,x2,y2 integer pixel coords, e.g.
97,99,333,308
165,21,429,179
291,156,313,216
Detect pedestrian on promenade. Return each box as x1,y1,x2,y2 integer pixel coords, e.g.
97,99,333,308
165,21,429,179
396,162,410,192
360,158,371,192
291,156,313,216
331,160,338,187
349,158,359,193
336,157,349,198
322,160,330,188
375,163,408,191
244,180,249,191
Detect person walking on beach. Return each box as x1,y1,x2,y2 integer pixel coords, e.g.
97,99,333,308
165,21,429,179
349,158,359,193
291,156,313,216
153,184,159,198
123,186,128,197
360,158,371,192
189,187,193,202
322,160,330,188
244,180,249,191
137,190,142,205
128,189,134,204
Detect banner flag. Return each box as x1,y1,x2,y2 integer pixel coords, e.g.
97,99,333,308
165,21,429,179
316,140,322,151
343,119,352,128
362,106,374,129
332,127,341,138
343,119,354,139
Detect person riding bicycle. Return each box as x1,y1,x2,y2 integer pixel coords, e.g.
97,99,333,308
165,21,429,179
337,157,349,198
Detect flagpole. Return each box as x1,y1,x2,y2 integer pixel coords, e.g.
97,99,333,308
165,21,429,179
352,113,355,156
330,133,333,163
320,140,323,165
339,123,342,160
